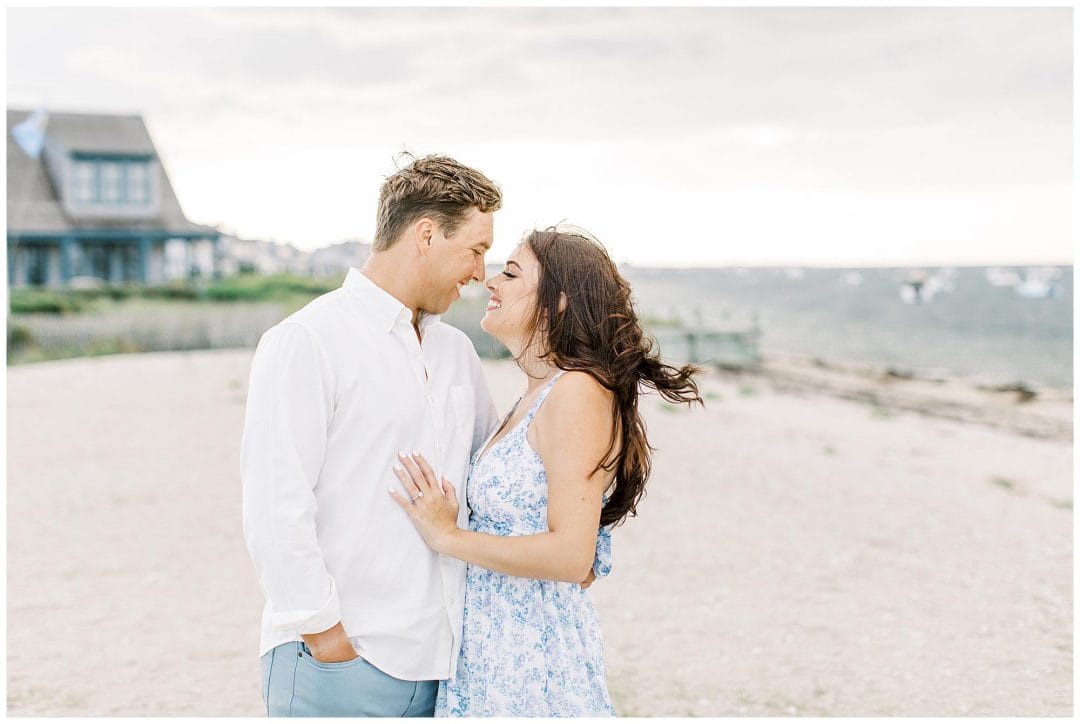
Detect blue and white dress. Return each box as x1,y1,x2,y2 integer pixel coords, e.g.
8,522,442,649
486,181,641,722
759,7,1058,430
436,371,616,717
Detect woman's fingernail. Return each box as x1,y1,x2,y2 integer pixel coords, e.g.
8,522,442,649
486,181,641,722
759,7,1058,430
398,450,407,458
393,465,404,473
412,450,421,458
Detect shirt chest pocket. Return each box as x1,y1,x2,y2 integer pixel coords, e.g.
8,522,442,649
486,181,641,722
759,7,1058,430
447,384,475,448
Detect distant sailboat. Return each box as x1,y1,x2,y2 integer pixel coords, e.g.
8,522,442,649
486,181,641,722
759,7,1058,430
899,268,956,304
1015,267,1063,299
900,269,942,304
898,275,924,302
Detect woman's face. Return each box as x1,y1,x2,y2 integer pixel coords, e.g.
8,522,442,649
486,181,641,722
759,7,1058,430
481,243,540,347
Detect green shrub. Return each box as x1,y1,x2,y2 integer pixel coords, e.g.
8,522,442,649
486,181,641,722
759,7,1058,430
8,274,343,315
7,324,32,350
86,338,144,357
204,274,341,302
8,290,83,314
140,282,199,300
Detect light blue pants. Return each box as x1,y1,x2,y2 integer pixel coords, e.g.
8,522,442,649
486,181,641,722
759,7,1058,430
260,641,438,717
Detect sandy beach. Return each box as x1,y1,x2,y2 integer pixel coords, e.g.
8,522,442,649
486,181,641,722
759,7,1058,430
6,349,1073,716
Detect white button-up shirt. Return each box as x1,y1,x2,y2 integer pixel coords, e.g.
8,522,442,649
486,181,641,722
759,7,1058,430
241,269,499,681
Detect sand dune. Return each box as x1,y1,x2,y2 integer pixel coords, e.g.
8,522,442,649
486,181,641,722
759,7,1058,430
6,349,1072,716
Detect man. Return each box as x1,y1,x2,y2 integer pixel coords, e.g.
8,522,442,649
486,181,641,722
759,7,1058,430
241,154,504,716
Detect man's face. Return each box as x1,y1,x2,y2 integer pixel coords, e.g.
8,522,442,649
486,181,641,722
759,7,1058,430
420,208,494,314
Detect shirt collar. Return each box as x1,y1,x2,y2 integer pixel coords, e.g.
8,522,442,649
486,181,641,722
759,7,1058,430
342,268,441,335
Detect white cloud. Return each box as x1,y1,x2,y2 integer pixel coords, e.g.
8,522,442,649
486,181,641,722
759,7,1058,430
7,6,1072,264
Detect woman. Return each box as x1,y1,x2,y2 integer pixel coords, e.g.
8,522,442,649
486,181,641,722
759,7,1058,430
389,227,702,716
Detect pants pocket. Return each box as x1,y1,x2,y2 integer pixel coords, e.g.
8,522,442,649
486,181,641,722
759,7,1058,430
401,680,439,718
291,648,418,717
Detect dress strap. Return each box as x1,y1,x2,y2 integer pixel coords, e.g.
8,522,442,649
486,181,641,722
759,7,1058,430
522,370,566,425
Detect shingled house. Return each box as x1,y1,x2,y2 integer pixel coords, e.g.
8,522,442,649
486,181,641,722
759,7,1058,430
7,109,219,287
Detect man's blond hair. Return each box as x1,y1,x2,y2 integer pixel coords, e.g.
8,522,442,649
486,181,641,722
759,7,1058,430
373,154,502,251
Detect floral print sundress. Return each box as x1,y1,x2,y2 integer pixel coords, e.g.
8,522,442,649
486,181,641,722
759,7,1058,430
435,371,616,717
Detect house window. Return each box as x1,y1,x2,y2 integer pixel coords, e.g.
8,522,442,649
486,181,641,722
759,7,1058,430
73,162,96,203
99,162,123,203
70,156,153,206
126,163,149,203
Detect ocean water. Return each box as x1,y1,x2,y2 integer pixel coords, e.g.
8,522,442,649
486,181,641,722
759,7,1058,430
621,265,1073,390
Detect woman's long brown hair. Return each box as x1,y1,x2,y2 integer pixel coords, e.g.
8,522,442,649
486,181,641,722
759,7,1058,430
520,227,703,528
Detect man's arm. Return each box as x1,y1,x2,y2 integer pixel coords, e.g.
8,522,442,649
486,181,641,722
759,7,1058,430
240,322,355,662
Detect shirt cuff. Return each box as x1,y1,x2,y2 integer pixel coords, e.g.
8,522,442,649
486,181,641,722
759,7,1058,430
269,577,342,635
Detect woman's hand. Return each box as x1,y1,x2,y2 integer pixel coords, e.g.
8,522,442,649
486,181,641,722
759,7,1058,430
388,451,461,554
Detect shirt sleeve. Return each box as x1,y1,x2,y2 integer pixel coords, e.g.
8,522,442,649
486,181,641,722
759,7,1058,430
467,347,500,457
240,321,341,635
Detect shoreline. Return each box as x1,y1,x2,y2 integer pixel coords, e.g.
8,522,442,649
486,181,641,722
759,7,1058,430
741,352,1073,442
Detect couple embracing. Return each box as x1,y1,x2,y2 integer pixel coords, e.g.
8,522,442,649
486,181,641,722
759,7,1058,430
240,155,701,717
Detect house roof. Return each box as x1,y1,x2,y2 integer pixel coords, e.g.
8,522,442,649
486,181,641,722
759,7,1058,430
7,109,218,237
43,111,157,155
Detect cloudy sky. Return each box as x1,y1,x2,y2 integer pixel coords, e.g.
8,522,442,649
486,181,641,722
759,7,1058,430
7,6,1073,266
